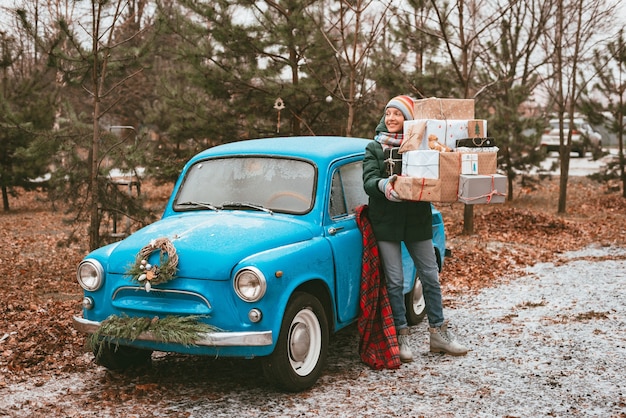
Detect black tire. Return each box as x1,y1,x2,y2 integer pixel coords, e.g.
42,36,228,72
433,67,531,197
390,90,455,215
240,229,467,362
93,343,152,371
405,274,427,326
261,292,329,392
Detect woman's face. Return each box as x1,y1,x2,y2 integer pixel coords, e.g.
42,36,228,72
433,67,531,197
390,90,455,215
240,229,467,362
384,107,405,133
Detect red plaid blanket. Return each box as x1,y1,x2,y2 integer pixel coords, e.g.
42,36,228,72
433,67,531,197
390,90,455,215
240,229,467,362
355,205,401,370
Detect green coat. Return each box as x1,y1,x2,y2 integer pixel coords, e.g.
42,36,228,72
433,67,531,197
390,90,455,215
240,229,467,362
362,140,433,242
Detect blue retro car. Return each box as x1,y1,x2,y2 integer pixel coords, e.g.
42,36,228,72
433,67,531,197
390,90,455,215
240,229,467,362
73,136,447,391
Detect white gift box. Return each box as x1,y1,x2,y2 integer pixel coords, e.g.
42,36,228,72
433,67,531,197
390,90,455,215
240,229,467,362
401,150,440,179
403,119,487,151
461,153,478,175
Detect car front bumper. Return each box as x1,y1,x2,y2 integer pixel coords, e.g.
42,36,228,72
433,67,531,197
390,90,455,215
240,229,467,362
72,316,273,347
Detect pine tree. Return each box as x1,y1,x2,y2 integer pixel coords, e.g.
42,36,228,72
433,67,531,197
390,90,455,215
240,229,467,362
17,0,156,248
478,2,550,200
0,30,58,211
583,29,626,197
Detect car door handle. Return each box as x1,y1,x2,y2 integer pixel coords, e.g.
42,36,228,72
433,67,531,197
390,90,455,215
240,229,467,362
328,226,344,235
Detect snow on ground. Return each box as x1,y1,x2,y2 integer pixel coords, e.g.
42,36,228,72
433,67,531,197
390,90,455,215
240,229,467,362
416,245,626,417
538,149,618,177
1,245,625,417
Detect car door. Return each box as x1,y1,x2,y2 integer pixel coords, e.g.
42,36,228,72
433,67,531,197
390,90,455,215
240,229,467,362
325,159,368,324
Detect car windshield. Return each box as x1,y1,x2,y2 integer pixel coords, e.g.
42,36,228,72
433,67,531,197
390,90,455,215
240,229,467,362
549,121,571,130
173,156,316,214
549,120,589,132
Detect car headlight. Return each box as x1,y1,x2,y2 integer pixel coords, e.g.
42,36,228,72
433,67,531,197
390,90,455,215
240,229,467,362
234,267,266,302
77,259,104,291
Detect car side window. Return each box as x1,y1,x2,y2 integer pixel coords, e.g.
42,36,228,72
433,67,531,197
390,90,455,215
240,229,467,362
329,161,368,219
330,172,347,218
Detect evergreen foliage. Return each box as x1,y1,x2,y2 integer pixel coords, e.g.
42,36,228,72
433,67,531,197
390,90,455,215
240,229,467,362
583,29,626,196
476,5,549,198
90,314,219,359
2,0,624,224
0,63,58,210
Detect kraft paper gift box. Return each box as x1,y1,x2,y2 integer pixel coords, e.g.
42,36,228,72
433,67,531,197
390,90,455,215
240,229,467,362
402,150,440,179
403,120,429,150
457,174,506,204
467,119,487,138
403,119,487,151
395,151,461,203
459,152,497,175
394,177,442,202
414,98,475,120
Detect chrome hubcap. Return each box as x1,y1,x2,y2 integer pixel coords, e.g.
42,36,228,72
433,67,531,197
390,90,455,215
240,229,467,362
289,322,310,362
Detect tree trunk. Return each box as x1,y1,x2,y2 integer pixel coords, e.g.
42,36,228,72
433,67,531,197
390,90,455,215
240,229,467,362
617,116,626,198
89,100,101,251
88,2,103,251
2,186,9,211
289,45,301,136
346,103,354,137
557,144,570,213
463,204,474,235
619,144,626,199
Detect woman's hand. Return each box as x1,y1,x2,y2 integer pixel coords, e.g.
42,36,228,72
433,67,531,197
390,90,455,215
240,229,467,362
378,175,402,202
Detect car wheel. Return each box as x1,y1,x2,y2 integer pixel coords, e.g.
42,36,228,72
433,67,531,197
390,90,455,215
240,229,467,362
261,292,329,392
405,275,427,325
93,343,152,371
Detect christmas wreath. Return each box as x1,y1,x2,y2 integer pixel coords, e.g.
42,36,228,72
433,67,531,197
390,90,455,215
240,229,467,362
126,237,179,291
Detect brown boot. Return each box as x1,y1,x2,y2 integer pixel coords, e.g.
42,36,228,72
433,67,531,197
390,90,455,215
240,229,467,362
429,320,468,356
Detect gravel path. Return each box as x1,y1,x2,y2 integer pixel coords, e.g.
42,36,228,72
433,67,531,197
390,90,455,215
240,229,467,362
2,245,625,417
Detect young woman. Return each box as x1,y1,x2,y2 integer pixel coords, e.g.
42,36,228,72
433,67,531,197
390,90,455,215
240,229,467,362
362,95,468,362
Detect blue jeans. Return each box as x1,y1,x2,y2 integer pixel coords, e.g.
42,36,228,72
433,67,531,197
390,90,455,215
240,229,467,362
378,240,445,329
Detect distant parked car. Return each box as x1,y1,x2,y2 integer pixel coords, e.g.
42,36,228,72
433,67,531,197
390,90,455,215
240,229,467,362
73,136,448,392
540,117,602,157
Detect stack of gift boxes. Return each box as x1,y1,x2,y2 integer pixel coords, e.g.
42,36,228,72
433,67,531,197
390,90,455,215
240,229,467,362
392,97,506,204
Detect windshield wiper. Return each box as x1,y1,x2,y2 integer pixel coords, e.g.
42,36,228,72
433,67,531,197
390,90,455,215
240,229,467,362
221,201,273,215
176,201,219,211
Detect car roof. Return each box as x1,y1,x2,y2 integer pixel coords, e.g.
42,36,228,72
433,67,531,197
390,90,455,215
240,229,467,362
548,118,587,124
189,136,372,165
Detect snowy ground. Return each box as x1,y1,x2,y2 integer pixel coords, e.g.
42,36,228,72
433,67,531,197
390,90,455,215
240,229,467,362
539,148,618,177
1,245,625,417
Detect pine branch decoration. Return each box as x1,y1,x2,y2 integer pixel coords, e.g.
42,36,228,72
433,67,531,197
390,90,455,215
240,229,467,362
89,314,219,359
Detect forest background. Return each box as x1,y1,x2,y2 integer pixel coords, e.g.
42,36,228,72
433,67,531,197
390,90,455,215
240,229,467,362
1,0,626,249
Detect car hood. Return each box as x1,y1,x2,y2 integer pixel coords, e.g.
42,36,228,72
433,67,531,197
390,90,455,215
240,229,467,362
106,211,315,280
